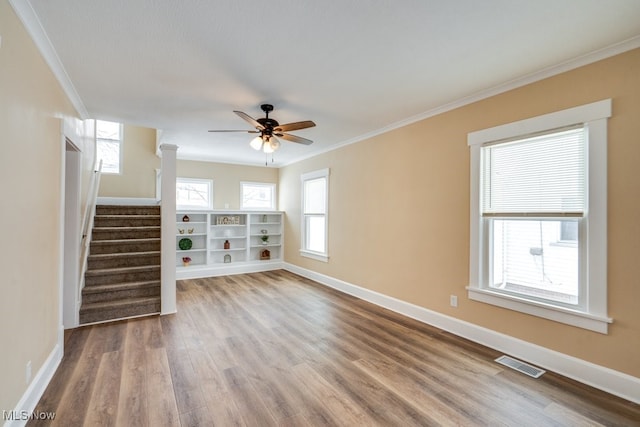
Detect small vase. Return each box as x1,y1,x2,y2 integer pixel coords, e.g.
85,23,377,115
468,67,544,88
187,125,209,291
183,261,190,267
224,240,230,249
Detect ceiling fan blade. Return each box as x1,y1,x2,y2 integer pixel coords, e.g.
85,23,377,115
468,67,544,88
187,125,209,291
274,120,316,132
208,130,259,133
234,111,264,130
276,132,314,145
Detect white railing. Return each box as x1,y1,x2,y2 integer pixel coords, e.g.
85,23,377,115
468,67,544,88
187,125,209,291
78,160,102,299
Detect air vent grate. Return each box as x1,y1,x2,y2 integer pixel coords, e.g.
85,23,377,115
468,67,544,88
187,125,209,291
495,355,545,378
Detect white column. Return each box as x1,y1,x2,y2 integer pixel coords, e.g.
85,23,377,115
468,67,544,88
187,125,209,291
160,144,178,314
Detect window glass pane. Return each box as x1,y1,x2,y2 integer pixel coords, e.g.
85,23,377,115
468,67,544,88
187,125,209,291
96,120,121,140
305,216,326,253
482,128,585,214
96,139,120,174
304,178,326,214
490,219,579,305
176,180,211,209
242,183,275,209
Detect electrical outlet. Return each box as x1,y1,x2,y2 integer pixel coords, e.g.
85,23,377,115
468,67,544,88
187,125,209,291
450,295,458,307
26,360,32,384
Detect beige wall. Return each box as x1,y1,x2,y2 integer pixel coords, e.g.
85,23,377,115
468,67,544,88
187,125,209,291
0,2,81,413
177,160,279,210
280,48,640,378
98,125,159,198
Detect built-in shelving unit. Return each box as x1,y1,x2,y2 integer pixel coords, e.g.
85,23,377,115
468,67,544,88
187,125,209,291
176,211,283,279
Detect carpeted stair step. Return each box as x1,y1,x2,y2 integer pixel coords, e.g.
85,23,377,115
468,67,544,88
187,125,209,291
88,251,161,269
82,280,161,304
79,297,161,324
81,204,162,325
94,214,161,228
90,238,160,254
92,226,160,241
96,205,160,216
85,265,160,286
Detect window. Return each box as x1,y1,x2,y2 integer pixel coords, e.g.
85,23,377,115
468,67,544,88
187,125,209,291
301,169,329,262
96,120,122,174
468,100,612,333
176,178,213,210
241,182,276,210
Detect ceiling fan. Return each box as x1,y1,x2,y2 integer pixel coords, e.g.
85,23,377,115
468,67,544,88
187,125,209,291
208,104,316,153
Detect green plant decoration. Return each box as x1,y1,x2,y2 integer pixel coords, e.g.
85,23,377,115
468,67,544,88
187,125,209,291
178,238,193,250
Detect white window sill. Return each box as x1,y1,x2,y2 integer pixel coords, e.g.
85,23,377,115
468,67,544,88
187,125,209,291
300,249,329,262
466,287,612,334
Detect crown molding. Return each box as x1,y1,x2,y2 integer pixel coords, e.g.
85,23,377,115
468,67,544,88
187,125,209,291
9,0,89,119
281,35,640,168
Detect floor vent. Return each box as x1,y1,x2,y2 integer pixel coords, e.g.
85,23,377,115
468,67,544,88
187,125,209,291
495,355,545,378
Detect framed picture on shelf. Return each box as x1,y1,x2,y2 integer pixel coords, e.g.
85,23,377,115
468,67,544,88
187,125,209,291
216,215,240,225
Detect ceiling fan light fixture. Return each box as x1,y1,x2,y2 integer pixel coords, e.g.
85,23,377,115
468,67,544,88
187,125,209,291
262,136,279,154
249,136,263,150
267,136,280,153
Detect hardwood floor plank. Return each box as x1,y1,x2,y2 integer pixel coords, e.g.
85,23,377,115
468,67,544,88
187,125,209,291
291,362,378,425
145,348,180,427
30,270,640,427
164,347,206,415
223,366,278,426
84,350,123,427
46,326,111,426
201,390,247,427
116,320,149,427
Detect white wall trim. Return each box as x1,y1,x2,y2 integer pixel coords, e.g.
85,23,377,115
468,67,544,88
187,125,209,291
4,338,63,427
283,262,640,404
96,197,160,206
8,0,89,119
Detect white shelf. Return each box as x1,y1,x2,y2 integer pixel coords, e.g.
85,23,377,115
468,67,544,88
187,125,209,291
176,210,283,279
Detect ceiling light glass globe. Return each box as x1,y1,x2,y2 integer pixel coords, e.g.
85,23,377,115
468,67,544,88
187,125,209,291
249,136,263,150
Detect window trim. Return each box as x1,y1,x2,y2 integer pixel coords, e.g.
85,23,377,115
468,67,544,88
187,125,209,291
96,120,123,175
300,168,330,262
176,177,214,210
240,181,277,211
467,99,612,333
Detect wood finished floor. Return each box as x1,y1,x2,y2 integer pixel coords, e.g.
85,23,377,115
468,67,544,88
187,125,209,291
29,270,639,426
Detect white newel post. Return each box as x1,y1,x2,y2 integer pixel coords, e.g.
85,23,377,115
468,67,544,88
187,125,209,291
160,144,178,314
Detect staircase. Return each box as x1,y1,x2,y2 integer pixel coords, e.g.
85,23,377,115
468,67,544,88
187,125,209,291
80,205,162,324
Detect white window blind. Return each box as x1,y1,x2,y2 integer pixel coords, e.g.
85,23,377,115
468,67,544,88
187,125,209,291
481,127,586,216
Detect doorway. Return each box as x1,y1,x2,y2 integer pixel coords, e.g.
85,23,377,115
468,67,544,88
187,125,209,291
63,139,81,328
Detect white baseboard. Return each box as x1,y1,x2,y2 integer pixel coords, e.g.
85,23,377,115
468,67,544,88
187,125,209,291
4,330,63,427
283,263,640,404
96,197,159,206
177,261,285,280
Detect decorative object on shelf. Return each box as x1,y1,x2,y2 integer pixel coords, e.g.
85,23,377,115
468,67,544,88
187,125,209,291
224,254,232,263
188,228,194,234
182,215,190,222
216,215,240,225
260,229,268,234
262,214,268,223
224,240,230,250
182,256,191,267
260,249,271,260
178,238,193,250
261,235,269,245
178,229,185,234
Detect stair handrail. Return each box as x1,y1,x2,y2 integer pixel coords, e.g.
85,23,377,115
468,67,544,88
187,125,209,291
78,160,102,297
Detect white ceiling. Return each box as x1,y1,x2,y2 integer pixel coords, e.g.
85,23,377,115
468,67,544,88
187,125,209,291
19,0,640,167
